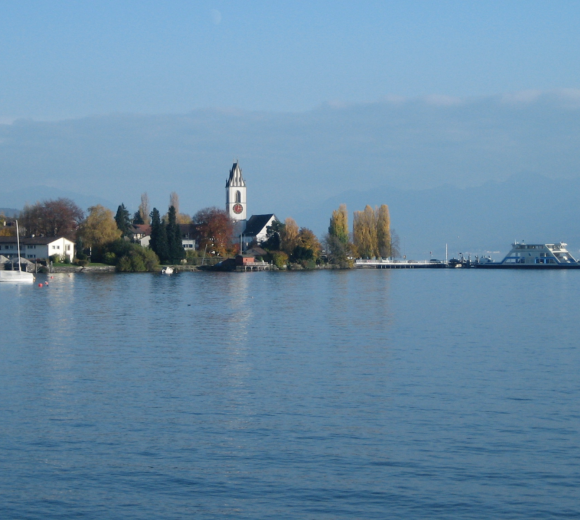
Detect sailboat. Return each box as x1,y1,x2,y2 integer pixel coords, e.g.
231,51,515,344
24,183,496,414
0,220,34,284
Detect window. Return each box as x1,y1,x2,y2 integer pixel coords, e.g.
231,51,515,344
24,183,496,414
235,191,241,203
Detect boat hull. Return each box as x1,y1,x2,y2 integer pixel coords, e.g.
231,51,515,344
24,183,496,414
0,271,35,283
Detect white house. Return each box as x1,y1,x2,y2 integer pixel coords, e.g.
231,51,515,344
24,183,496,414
243,214,278,245
0,236,75,262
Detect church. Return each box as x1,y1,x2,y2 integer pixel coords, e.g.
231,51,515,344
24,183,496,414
225,161,277,251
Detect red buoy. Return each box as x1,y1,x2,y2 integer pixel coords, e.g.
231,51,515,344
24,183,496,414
38,283,43,287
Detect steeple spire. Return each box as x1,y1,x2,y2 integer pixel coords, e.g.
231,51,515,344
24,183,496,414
226,161,246,188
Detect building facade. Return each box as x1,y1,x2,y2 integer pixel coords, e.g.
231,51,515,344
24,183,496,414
0,236,75,262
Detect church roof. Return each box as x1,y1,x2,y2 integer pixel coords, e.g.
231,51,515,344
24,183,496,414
225,161,246,188
243,214,277,237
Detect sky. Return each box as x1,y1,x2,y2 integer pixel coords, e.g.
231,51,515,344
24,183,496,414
1,1,580,250
1,1,580,120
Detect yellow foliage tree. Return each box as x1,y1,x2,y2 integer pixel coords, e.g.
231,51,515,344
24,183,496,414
281,217,300,255
376,204,391,258
297,227,321,260
353,205,378,258
78,205,122,250
328,203,349,245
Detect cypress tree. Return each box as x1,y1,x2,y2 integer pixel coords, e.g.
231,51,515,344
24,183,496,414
166,205,185,264
150,208,169,263
114,203,132,236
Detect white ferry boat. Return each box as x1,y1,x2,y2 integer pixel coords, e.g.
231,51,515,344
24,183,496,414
476,242,580,269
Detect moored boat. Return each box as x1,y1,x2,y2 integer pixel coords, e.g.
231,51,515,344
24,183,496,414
474,242,580,269
0,221,34,284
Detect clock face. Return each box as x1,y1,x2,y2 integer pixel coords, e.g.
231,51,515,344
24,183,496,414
233,203,243,215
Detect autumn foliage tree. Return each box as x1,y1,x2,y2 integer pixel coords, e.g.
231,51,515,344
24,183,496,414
326,204,352,265
192,207,234,257
353,204,392,259
77,205,122,257
376,205,391,258
280,217,300,256
293,227,321,263
353,205,378,258
20,198,84,239
0,213,15,236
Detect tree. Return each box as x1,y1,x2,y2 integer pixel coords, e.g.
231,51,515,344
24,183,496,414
169,192,179,215
390,229,401,258
376,204,391,258
192,207,234,257
107,240,160,272
166,205,185,264
149,208,169,263
326,203,352,265
20,198,84,239
263,219,284,250
133,210,144,225
280,217,299,256
353,205,378,258
77,205,122,255
0,212,15,237
138,193,150,226
114,203,132,236
328,204,349,245
295,227,321,261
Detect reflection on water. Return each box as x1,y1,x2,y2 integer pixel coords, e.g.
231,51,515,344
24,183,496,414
1,269,579,519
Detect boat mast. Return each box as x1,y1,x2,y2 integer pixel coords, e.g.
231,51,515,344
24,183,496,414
16,220,22,273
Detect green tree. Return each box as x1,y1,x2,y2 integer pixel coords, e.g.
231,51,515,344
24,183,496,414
107,240,160,272
263,219,284,250
166,205,185,264
376,204,391,258
114,203,132,236
328,204,349,245
149,208,169,263
133,210,144,225
326,203,352,265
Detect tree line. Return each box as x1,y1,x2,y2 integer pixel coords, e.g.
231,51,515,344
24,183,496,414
15,194,400,271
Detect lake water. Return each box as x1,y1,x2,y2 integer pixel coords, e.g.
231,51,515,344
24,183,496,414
1,269,579,519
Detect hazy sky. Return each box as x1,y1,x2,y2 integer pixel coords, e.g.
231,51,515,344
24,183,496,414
2,1,580,120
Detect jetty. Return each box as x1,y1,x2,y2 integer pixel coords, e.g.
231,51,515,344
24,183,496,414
356,259,446,269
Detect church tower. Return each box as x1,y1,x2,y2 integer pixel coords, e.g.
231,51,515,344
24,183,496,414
226,161,247,234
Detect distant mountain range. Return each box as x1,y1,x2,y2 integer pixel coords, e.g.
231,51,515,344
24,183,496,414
1,174,579,261
296,173,580,260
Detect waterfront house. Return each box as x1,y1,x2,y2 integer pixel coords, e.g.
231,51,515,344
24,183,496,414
0,236,75,262
242,214,278,246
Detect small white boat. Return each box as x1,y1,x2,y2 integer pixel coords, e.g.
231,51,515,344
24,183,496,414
161,266,174,275
0,221,34,284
